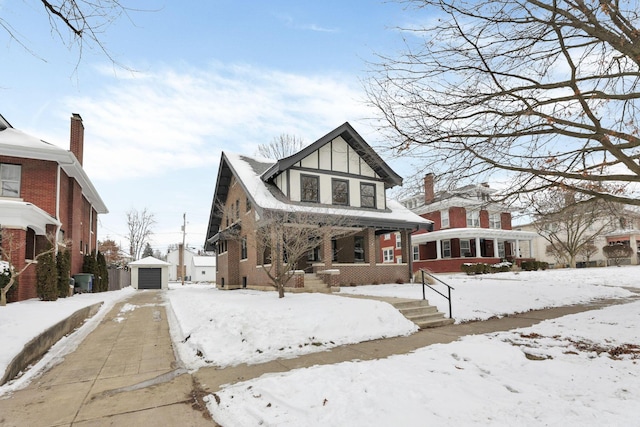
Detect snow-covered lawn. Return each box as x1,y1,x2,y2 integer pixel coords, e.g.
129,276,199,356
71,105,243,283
207,299,640,426
340,267,637,322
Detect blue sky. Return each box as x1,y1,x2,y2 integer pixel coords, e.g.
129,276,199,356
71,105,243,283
1,1,423,253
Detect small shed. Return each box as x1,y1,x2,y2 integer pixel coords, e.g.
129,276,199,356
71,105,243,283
191,255,216,283
129,256,171,290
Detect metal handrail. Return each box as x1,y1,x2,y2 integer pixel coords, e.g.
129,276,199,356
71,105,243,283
418,269,454,319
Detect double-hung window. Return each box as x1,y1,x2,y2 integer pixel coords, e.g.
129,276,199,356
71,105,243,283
466,210,480,227
0,164,21,198
460,239,471,256
489,213,501,229
383,248,394,263
442,240,451,258
441,210,450,228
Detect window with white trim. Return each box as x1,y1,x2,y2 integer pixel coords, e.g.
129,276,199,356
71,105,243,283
395,232,401,249
460,239,471,256
489,213,501,229
441,210,450,228
0,163,21,198
498,241,505,258
466,210,480,227
442,240,451,258
383,248,394,263
412,245,420,261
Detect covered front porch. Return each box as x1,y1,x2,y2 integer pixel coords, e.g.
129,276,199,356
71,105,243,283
412,228,538,273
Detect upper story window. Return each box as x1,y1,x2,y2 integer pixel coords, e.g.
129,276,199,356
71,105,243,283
489,213,501,229
0,163,21,198
395,232,401,249
332,178,349,206
441,210,450,228
301,175,319,203
360,183,376,208
246,196,252,212
466,210,480,227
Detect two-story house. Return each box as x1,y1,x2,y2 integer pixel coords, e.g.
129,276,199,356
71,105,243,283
0,113,108,302
204,122,431,291
404,174,537,273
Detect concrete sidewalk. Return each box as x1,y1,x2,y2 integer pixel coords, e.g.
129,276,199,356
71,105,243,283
0,291,635,426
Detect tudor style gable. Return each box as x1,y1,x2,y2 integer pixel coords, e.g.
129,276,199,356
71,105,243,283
261,122,401,211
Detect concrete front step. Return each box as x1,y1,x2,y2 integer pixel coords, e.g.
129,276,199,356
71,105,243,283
389,299,453,329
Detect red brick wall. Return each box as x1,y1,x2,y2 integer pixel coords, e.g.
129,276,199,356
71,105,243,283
0,156,58,216
480,210,489,228
501,212,512,230
450,207,467,228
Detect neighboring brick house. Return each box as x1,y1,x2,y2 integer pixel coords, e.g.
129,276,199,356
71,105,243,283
403,174,537,273
204,122,431,291
0,113,108,302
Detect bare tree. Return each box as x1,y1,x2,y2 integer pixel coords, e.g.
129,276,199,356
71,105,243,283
1,0,141,67
529,188,619,268
0,231,59,306
98,238,125,266
256,134,305,160
367,0,640,205
126,208,155,261
577,242,599,266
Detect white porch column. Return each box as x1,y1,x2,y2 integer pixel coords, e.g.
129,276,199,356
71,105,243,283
515,240,521,258
436,239,442,259
493,238,499,258
475,237,481,257
529,240,534,258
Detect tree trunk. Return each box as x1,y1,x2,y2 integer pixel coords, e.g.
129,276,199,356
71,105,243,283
278,284,285,298
569,255,577,269
0,289,6,306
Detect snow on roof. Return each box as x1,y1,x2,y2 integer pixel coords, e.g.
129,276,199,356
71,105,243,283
224,151,431,228
0,123,108,214
192,256,216,267
129,256,171,266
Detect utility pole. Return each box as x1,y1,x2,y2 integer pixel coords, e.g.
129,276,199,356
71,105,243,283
181,212,186,286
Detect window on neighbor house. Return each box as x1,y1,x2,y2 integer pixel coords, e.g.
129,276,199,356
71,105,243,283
235,200,240,219
383,248,394,263
466,210,480,227
384,233,391,240
360,183,376,208
489,213,501,229
241,238,247,260
246,197,252,212
442,240,451,258
201,270,206,275
0,163,21,198
332,178,349,205
413,245,420,261
460,239,471,256
441,210,450,228
396,255,402,264
395,232,401,249
301,175,319,203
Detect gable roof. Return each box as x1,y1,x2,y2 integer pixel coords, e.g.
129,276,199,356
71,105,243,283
261,122,402,188
204,123,432,249
0,118,108,214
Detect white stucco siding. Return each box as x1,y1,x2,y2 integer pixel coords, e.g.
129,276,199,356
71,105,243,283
300,150,319,168
348,145,360,175
360,160,375,178
275,173,288,197
332,137,349,173
289,169,302,201
319,144,332,169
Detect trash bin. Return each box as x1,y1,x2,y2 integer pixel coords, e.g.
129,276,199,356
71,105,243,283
73,274,94,293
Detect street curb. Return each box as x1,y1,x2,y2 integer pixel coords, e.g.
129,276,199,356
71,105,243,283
0,302,103,386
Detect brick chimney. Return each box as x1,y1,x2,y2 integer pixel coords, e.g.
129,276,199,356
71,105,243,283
70,113,84,165
424,173,435,204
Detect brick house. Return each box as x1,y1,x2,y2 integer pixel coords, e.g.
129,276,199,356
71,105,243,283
204,122,431,291
0,113,108,302
403,174,537,273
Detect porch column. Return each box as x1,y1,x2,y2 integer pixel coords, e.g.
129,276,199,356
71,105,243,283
322,230,332,268
367,228,376,266
528,240,534,258
493,238,499,258
515,240,521,258
475,237,482,257
436,239,442,259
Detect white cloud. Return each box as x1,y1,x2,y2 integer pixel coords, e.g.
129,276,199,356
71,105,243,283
64,62,371,181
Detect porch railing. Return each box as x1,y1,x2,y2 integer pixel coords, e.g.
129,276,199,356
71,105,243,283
418,268,454,319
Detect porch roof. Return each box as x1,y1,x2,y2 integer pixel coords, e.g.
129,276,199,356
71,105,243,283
0,200,62,235
412,227,538,244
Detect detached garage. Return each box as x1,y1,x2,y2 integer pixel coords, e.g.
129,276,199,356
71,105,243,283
129,256,171,290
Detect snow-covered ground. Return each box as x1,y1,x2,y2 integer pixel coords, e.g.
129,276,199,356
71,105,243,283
1,266,638,424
